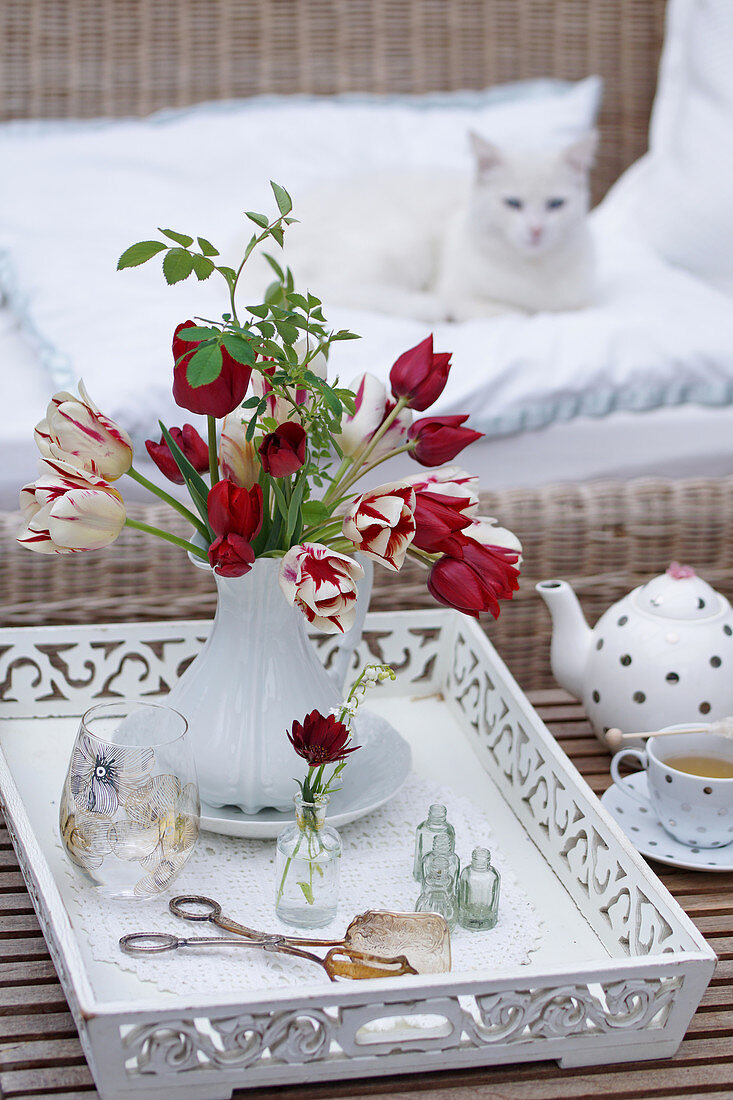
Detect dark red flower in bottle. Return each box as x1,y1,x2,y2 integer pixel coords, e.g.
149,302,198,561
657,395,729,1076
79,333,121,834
172,320,252,418
145,424,209,484
258,421,307,478
287,709,360,767
389,335,452,411
408,415,483,467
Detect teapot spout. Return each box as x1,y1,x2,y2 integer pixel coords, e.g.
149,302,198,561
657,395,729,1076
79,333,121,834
536,580,592,700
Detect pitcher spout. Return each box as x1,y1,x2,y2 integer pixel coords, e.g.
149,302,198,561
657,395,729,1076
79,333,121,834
535,579,592,700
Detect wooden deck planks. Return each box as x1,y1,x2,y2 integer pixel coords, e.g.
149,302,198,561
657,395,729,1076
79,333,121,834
0,691,731,1099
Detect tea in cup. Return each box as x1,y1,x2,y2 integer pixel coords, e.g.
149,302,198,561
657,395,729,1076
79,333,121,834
610,731,733,848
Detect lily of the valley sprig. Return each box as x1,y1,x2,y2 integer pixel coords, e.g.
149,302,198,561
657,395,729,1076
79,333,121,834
17,180,522,627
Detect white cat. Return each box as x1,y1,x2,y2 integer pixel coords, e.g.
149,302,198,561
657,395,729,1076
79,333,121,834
268,131,597,322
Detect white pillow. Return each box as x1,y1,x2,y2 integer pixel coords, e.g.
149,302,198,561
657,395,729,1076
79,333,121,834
604,0,733,294
0,80,600,447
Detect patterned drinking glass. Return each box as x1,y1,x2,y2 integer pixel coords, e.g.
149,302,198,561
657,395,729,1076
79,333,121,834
59,701,200,899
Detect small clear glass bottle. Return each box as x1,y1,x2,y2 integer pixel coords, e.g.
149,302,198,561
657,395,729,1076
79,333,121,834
275,794,341,928
422,832,460,890
415,853,457,930
413,803,455,881
457,847,500,931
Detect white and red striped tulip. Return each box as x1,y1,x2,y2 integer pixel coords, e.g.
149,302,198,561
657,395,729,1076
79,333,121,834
464,515,523,558
18,458,126,555
399,465,480,513
35,381,133,481
279,542,363,634
342,482,416,572
218,412,261,490
337,372,388,456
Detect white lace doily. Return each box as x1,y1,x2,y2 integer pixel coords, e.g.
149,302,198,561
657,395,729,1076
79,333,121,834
60,776,543,994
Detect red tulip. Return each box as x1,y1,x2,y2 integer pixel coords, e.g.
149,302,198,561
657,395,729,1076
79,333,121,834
207,480,263,541
408,415,483,466
287,708,359,767
207,533,256,577
145,425,209,484
172,320,252,418
428,535,520,619
258,421,307,478
390,335,451,411
412,489,474,554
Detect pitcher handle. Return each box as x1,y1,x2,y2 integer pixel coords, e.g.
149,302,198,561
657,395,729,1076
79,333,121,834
610,747,649,807
328,557,374,689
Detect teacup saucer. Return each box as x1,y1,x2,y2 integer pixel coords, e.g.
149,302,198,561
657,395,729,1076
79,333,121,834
601,772,733,872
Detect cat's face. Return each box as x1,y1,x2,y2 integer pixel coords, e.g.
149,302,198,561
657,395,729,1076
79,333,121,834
468,132,596,256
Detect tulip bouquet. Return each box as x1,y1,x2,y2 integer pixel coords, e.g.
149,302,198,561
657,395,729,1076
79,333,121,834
17,181,521,630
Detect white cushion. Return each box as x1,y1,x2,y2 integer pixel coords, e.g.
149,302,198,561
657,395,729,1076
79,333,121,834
604,0,733,294
0,80,600,448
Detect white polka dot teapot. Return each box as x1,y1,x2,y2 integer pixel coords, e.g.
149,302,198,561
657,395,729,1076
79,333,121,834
536,564,733,747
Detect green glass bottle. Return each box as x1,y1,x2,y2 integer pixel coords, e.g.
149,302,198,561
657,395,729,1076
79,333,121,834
457,847,500,931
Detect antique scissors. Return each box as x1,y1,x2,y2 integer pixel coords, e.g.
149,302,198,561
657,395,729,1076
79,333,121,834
119,894,422,981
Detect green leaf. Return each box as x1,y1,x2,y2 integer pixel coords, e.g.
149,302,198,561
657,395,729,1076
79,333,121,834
160,228,194,247
117,240,167,270
186,342,223,388
242,396,261,410
301,500,330,526
245,414,258,442
177,325,218,342
286,475,307,541
274,319,298,344
270,477,289,521
191,254,215,281
263,252,285,280
283,216,298,225
320,384,342,419
331,329,361,341
297,881,314,905
270,181,293,216
306,293,322,309
197,236,219,256
158,422,211,532
222,335,256,367
270,224,284,248
246,210,270,229
163,248,194,285
218,265,238,283
246,303,269,319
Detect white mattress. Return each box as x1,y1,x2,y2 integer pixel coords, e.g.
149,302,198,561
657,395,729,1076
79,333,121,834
4,307,733,514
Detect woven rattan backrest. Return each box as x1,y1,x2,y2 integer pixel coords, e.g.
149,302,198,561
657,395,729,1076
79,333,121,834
0,0,666,200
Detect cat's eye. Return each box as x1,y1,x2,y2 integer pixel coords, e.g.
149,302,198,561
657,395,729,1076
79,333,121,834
503,197,523,210
546,197,566,210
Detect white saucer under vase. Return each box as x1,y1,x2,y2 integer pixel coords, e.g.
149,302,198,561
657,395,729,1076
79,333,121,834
601,772,733,872
199,708,412,838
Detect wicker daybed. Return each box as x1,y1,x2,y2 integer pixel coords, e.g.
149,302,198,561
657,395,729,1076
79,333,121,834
3,0,729,695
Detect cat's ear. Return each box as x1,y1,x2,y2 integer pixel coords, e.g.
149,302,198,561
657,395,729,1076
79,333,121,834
469,131,503,178
563,130,598,174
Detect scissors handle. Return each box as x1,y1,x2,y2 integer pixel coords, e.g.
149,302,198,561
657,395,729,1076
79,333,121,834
169,895,265,942
119,932,265,955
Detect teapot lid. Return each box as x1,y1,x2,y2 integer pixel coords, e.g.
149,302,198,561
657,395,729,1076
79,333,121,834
632,563,725,620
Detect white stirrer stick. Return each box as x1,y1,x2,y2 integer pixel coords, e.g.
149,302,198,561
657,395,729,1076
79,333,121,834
606,718,733,753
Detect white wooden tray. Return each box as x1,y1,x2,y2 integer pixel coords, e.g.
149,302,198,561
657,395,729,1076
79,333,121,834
0,610,716,1100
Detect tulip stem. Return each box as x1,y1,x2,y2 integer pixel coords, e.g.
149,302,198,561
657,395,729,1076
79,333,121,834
124,518,210,561
207,416,218,485
126,467,210,541
337,442,414,495
322,455,352,504
324,396,409,503
406,545,437,566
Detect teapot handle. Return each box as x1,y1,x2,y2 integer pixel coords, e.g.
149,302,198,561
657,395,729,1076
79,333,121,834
328,557,374,690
